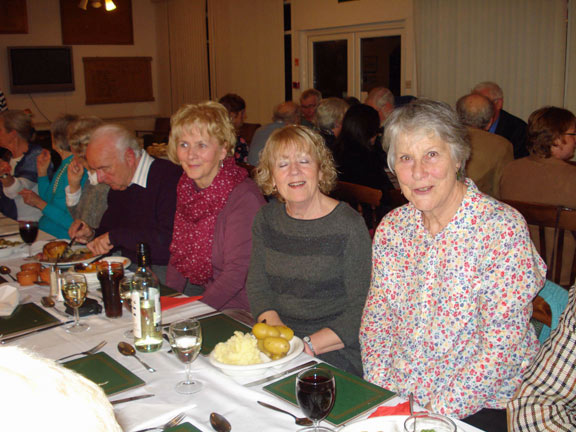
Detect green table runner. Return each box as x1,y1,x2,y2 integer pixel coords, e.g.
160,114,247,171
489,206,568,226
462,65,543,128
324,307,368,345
165,423,202,432
264,363,395,426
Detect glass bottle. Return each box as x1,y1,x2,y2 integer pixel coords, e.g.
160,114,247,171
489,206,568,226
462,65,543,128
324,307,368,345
131,242,163,353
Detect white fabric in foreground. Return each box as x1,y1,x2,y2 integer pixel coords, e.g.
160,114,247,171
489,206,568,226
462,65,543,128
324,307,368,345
0,284,19,316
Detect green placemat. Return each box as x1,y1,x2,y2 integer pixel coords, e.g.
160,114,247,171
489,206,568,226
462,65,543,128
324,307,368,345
165,422,202,432
198,313,251,355
64,352,145,396
0,303,60,337
160,283,181,297
264,363,395,426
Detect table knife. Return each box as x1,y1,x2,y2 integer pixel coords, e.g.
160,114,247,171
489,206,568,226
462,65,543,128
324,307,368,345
0,320,74,344
110,394,154,405
245,360,318,387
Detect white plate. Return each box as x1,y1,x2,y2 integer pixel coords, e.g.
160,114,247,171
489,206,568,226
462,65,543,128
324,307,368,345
37,241,98,267
209,336,304,377
0,236,26,258
68,256,132,284
339,415,407,432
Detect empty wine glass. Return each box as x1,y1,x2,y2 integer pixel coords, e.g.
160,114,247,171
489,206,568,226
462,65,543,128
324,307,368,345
119,277,134,338
18,220,38,258
296,366,336,432
168,319,203,394
61,273,89,333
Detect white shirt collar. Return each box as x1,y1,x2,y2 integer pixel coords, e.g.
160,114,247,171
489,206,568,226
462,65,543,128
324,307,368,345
130,151,154,188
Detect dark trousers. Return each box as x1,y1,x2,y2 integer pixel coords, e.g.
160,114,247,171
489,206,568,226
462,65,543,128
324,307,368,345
462,408,508,432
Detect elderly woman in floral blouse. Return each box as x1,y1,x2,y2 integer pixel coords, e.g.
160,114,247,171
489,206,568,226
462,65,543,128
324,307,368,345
360,99,546,431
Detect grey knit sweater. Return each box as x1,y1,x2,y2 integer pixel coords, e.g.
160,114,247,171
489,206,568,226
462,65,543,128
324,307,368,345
247,200,372,376
67,182,110,229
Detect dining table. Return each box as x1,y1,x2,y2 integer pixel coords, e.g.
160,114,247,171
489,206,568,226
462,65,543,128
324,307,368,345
0,216,485,432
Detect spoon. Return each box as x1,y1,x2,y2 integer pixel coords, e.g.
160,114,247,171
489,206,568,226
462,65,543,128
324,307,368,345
257,401,313,426
117,342,156,373
41,296,55,307
0,266,16,281
210,412,231,432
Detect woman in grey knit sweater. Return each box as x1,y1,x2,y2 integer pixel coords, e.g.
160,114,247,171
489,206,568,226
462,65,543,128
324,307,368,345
247,125,371,376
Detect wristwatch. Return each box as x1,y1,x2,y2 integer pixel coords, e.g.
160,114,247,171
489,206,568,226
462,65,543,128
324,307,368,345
303,336,316,356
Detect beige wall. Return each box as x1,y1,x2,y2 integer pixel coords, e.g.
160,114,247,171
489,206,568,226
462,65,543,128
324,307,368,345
0,0,167,132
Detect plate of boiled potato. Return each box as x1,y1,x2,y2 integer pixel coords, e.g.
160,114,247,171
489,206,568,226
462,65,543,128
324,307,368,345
208,322,304,376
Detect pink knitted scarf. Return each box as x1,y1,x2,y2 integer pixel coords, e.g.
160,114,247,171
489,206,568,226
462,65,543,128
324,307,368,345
170,157,247,284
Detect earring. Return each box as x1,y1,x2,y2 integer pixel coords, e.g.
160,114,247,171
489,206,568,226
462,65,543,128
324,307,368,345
220,160,224,169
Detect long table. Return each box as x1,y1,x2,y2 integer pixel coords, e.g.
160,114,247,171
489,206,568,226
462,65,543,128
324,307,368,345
0,218,484,432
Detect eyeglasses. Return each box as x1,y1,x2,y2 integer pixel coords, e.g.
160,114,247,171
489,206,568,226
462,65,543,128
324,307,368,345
564,133,576,136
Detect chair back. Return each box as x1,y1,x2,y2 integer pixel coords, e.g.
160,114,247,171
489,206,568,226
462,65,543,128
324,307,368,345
502,199,576,287
237,162,256,179
331,181,382,231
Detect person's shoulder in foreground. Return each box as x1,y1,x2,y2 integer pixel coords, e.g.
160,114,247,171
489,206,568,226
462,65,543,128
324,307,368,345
508,286,576,432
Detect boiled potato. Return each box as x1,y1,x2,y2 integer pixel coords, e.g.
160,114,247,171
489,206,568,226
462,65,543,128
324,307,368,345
252,322,280,339
277,326,294,341
263,336,290,356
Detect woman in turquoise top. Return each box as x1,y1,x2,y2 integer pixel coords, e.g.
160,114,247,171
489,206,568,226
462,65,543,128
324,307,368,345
20,115,87,238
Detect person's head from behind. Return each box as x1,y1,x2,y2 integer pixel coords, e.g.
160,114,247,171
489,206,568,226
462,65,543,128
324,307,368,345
383,99,470,213
0,110,34,150
218,93,246,130
527,106,576,161
455,93,495,130
273,101,300,125
168,101,235,189
50,114,79,154
315,98,349,137
68,116,104,169
0,346,122,432
472,81,504,118
338,104,380,151
299,89,322,122
365,87,395,124
86,124,142,191
255,125,337,203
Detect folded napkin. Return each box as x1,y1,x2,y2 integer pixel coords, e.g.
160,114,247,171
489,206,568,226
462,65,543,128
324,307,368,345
0,284,20,317
160,296,202,311
369,401,425,418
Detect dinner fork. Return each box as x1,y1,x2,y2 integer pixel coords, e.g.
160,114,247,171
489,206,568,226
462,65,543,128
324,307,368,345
57,340,107,362
134,412,186,432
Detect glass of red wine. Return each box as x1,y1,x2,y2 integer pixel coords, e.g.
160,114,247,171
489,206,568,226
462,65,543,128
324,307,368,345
296,366,336,432
18,220,39,258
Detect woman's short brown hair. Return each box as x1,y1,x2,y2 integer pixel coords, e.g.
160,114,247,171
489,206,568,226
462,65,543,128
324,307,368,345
255,125,337,200
68,116,104,156
167,101,236,165
527,106,576,158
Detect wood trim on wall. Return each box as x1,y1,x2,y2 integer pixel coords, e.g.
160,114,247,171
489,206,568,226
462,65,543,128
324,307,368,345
0,0,28,34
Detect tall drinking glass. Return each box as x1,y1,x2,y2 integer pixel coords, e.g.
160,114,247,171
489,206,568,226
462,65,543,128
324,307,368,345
168,319,203,394
97,261,124,318
18,220,38,258
120,277,134,337
61,273,89,333
296,366,336,432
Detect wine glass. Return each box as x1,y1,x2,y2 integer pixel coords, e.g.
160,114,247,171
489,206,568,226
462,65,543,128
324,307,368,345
296,366,336,432
168,319,203,394
18,220,38,258
119,277,134,338
61,273,89,333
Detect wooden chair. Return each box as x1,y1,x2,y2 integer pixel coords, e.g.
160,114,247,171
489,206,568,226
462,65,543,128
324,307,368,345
532,295,552,328
237,162,256,179
502,199,576,287
136,117,171,148
331,181,382,232
239,122,261,146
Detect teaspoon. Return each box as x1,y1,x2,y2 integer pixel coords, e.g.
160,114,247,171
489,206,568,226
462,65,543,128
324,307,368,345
117,341,156,373
210,412,231,432
0,266,16,281
257,401,313,426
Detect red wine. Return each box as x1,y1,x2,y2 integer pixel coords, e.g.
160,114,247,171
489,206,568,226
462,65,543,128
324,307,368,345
296,375,336,421
19,225,38,244
97,267,124,318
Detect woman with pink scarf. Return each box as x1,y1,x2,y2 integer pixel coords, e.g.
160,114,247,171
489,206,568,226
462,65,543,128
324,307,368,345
165,102,266,311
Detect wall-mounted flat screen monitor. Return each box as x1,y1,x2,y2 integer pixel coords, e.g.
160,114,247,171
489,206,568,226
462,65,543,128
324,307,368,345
8,46,75,94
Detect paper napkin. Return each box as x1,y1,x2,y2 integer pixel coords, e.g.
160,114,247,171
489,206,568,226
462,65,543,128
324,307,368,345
0,284,19,317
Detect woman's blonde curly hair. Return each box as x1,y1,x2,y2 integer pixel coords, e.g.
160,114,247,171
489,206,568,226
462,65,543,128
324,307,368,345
255,125,337,201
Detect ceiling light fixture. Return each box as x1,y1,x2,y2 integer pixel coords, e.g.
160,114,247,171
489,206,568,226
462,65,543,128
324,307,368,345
91,1,102,8
78,0,89,10
104,0,117,11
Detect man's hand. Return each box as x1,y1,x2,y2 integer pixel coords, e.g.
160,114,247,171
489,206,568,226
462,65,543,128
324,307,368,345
67,158,85,193
68,220,94,243
19,189,46,210
36,149,51,177
87,232,114,255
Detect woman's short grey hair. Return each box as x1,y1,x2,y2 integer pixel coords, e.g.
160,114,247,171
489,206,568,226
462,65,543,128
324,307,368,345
384,99,470,176
90,124,142,160
315,98,349,131
51,114,79,152
0,110,34,142
68,116,104,156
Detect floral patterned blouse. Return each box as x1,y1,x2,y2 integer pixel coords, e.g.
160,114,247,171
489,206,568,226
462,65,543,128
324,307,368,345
360,179,546,419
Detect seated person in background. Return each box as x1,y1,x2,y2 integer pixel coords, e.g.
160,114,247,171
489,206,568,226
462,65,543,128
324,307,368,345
456,93,513,198
65,116,109,230
165,102,265,311
500,106,576,208
70,124,182,282
334,104,395,196
0,110,49,221
248,101,299,166
0,346,122,431
507,286,576,432
247,125,372,376
20,114,84,238
315,97,349,152
299,88,322,129
219,93,249,164
361,99,545,431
